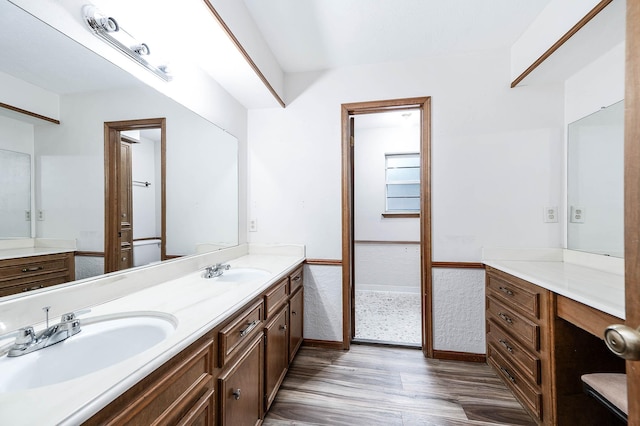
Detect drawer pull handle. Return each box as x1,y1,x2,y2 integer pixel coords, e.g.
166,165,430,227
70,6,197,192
21,266,43,273
499,339,514,353
239,320,260,337
498,312,513,324
292,276,301,281
279,324,287,331
232,388,241,400
499,366,516,383
498,286,514,296
292,311,297,316
22,285,44,292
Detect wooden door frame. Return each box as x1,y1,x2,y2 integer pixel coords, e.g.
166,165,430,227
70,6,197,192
104,118,166,273
625,0,640,422
341,97,432,357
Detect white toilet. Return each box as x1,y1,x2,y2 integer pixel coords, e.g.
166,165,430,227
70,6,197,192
133,239,161,267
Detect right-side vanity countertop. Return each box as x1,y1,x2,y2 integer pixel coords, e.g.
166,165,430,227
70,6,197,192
483,249,624,319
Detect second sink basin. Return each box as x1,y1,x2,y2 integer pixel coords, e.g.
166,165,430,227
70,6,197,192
208,267,271,282
0,312,176,393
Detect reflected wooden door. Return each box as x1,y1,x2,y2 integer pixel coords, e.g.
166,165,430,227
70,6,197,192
118,140,133,270
104,118,166,274
624,0,640,423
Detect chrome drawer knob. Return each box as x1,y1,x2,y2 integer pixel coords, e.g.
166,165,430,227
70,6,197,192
232,388,241,400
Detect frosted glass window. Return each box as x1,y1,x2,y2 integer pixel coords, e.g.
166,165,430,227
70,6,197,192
385,153,420,212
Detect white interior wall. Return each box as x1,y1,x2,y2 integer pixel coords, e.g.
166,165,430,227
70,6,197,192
0,71,60,121
248,48,565,346
510,0,602,81
0,116,35,238
354,123,421,292
33,85,239,261
131,137,160,240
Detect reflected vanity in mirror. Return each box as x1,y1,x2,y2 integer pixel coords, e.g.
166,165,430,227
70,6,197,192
0,149,31,238
0,2,239,292
567,100,624,257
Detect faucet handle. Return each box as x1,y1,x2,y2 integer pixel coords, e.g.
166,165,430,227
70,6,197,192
14,327,36,345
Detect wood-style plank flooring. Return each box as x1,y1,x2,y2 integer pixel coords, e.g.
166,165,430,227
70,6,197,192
264,344,536,426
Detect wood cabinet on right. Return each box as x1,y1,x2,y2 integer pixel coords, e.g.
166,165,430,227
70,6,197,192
486,266,626,425
485,267,551,424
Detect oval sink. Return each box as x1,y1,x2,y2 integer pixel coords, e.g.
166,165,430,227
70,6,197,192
206,267,271,282
0,312,176,392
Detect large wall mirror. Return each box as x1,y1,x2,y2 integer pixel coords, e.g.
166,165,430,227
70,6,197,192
0,149,31,238
0,3,239,282
567,100,624,257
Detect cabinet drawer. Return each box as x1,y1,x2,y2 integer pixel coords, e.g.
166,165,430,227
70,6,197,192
487,269,540,319
103,340,215,426
289,266,303,294
487,296,539,351
0,253,71,282
488,346,542,420
264,277,288,319
487,319,540,384
0,273,69,297
219,299,264,366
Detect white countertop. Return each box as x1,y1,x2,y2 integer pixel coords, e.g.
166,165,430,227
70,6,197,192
0,246,304,425
484,259,625,320
0,246,76,261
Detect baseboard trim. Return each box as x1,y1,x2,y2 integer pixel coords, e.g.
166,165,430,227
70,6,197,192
432,350,486,363
305,259,342,266
302,339,345,350
75,251,105,257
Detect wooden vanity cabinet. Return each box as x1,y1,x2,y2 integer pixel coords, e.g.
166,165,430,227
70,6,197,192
486,267,627,426
264,304,289,411
485,267,553,424
86,262,305,426
263,266,304,411
84,338,216,426
218,333,264,426
0,252,75,297
288,285,304,362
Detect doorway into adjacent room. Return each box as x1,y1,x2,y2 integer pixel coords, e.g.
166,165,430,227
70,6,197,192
104,118,166,273
341,97,432,355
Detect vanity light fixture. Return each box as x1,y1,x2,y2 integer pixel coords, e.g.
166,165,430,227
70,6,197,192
83,4,171,81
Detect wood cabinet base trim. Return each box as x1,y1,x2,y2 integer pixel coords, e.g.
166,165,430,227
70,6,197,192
432,350,486,363
302,339,345,350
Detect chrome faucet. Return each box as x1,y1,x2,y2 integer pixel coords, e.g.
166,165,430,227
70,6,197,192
6,311,82,357
203,263,230,278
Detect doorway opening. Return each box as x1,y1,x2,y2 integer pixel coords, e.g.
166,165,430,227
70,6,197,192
104,118,166,274
341,97,432,356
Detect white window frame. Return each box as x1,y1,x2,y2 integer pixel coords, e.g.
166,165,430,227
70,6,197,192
385,152,420,214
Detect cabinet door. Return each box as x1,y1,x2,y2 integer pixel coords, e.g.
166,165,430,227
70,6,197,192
289,288,304,363
218,333,263,426
264,305,289,410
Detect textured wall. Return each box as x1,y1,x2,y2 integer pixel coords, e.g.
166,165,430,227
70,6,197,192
303,264,343,341
432,268,486,354
75,256,104,281
355,243,420,293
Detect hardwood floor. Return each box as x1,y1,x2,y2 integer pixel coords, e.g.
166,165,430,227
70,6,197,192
264,344,536,426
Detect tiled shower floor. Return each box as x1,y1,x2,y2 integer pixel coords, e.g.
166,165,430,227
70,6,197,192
354,290,421,346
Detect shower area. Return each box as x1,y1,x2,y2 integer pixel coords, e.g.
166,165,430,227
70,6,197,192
352,110,422,347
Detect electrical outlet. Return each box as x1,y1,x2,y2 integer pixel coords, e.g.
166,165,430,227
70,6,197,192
37,210,45,221
25,210,31,221
544,206,558,223
249,218,257,232
570,206,585,223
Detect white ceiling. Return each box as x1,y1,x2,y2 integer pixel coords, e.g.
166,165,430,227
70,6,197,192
243,0,553,73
